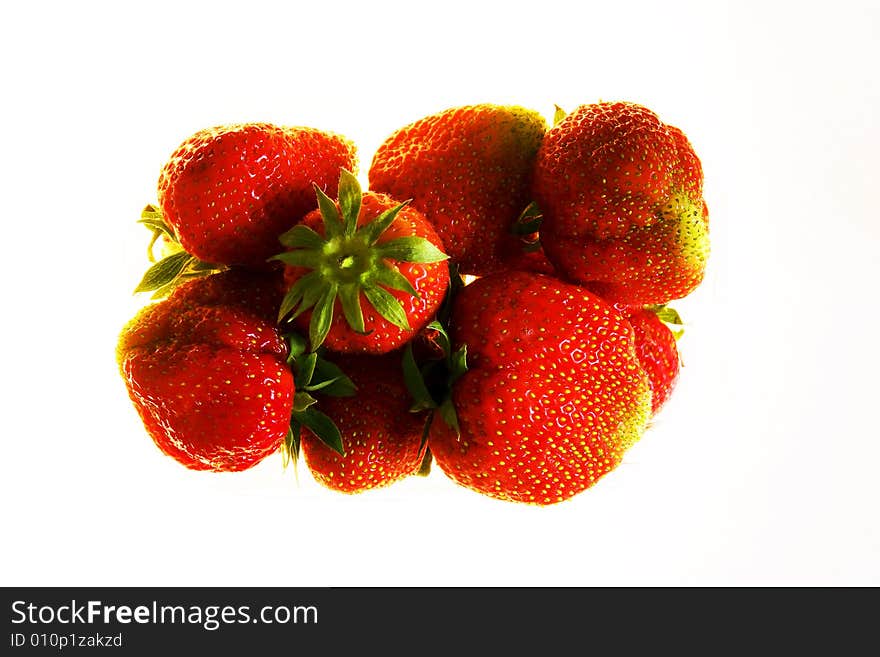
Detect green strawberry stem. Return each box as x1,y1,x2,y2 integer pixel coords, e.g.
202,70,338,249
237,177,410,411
271,169,448,352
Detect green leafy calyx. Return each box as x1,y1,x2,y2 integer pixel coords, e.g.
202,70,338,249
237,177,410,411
133,205,222,298
271,169,447,351
284,333,356,460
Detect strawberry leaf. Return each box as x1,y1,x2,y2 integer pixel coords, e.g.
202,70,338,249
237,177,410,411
308,284,338,351
416,445,433,477
363,285,411,331
269,250,321,269
278,224,324,249
438,398,461,437
295,407,344,456
279,271,323,322
139,205,176,238
338,283,366,334
291,279,328,321
134,251,194,294
302,376,343,393
425,320,451,357
512,201,543,235
356,201,410,245
314,183,343,239
293,391,318,413
285,332,309,361
295,352,317,388
553,104,567,126
654,305,684,327
373,265,419,297
282,425,300,468
376,237,448,264
449,344,468,385
337,169,362,238
312,357,357,397
403,344,437,412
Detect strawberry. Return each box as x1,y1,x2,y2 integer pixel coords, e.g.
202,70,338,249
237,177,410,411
117,269,294,472
368,104,547,276
625,305,682,415
272,170,450,354
156,123,356,267
427,271,652,505
299,353,426,493
533,101,709,305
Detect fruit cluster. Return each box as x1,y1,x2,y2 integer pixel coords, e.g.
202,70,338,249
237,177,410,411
117,101,709,505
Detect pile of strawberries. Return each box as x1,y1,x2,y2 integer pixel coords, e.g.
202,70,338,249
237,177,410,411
117,101,710,506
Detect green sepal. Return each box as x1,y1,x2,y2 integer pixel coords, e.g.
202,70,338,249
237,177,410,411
372,265,419,297
293,391,318,413
449,345,468,385
292,281,327,321
418,414,434,455
308,284,338,351
363,285,411,331
138,214,176,242
647,304,685,339
403,344,437,412
338,283,366,334
512,202,543,235
356,201,410,245
652,305,683,327
139,204,175,234
553,104,567,126
438,398,461,437
437,263,465,327
269,250,322,269
282,424,301,470
302,376,343,393
314,184,344,239
285,333,309,362
337,169,362,238
425,320,451,356
134,251,194,294
295,352,318,388
294,406,344,456
312,357,357,397
416,444,433,477
278,224,325,250
278,271,323,322
376,237,448,264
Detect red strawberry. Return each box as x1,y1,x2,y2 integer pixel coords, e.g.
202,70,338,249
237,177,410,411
157,123,356,267
533,101,709,305
117,270,294,472
300,353,426,493
369,104,547,276
624,305,682,415
272,170,450,354
428,271,652,505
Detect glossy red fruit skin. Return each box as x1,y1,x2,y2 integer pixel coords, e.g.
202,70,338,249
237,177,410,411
625,307,680,415
533,102,709,305
158,124,356,267
118,270,294,472
429,271,652,505
301,353,425,493
283,193,450,354
369,104,546,276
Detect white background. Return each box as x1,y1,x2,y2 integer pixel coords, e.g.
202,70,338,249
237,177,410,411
1,0,878,586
